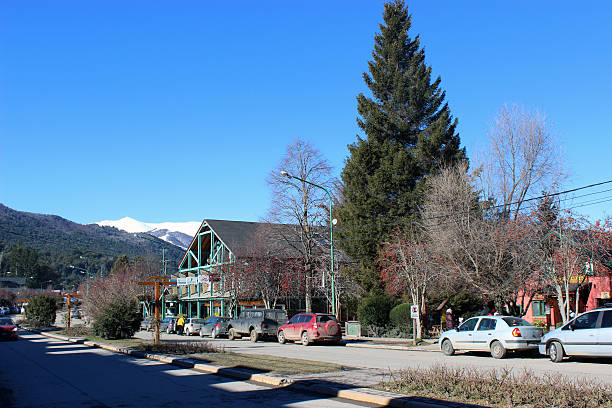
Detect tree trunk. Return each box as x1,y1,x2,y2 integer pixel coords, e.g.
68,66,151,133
305,271,312,312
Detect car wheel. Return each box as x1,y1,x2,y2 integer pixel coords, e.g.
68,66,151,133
549,341,564,363
211,328,218,339
278,331,286,344
199,329,205,338
441,339,455,356
228,328,236,340
250,329,259,342
301,331,310,346
167,328,171,334
490,340,506,359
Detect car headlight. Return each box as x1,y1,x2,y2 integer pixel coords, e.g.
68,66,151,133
12,327,18,332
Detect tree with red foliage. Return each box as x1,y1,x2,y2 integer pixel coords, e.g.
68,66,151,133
539,210,612,323
379,229,437,339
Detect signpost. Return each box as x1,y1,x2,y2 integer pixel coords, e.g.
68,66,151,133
59,292,81,328
138,276,175,345
410,304,418,345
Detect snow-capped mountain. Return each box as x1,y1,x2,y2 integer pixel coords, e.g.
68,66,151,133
96,217,200,249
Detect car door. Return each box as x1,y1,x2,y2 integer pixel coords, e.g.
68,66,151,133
563,311,600,356
473,318,497,351
283,315,301,340
453,318,479,350
596,310,612,357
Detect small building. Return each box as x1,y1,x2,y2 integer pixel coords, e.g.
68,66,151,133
521,274,611,328
166,219,340,318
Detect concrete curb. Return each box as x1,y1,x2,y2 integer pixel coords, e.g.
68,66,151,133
31,329,468,407
344,342,439,352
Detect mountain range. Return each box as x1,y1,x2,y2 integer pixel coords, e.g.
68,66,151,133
0,204,186,262
96,217,199,249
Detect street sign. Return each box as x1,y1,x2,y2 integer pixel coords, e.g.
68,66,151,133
410,304,419,319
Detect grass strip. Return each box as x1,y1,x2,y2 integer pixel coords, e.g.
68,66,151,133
56,329,345,376
379,364,612,408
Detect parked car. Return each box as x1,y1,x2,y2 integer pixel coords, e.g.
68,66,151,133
140,316,154,331
439,315,543,359
199,317,231,339
160,317,179,334
184,318,207,336
0,307,9,316
277,313,342,346
0,318,18,341
227,309,288,342
539,304,612,362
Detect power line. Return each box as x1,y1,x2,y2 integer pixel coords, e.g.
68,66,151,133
334,179,612,233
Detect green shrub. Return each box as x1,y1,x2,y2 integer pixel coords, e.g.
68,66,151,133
357,295,398,328
389,303,413,327
26,294,58,327
93,298,142,339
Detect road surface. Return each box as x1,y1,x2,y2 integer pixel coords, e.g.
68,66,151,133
0,331,377,408
136,330,612,385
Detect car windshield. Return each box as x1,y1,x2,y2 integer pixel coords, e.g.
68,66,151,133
502,317,532,327
0,318,13,325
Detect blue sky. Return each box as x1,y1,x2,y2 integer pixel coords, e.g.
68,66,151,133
1,1,611,224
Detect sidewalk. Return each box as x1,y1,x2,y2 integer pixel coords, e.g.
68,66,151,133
343,336,440,352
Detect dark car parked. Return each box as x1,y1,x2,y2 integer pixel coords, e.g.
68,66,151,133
227,309,288,342
199,317,231,339
140,316,154,331
160,317,179,334
277,313,342,346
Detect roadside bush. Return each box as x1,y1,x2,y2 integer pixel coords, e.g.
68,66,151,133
389,303,413,327
357,295,398,329
25,293,58,327
93,298,142,339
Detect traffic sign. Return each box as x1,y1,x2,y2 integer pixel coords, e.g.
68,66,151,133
410,304,419,319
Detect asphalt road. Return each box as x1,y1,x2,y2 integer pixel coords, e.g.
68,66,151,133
136,330,612,385
0,330,376,408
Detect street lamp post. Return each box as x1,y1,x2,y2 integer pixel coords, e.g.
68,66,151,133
280,170,337,317
69,265,92,294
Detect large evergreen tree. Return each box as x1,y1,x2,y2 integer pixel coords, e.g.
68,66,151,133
338,0,465,291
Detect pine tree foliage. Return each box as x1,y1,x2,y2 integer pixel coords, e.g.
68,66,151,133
338,0,465,291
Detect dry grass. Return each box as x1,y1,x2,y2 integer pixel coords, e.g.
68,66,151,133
189,352,345,375
379,365,612,408
134,341,221,355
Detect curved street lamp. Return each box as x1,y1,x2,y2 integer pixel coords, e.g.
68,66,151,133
281,171,337,316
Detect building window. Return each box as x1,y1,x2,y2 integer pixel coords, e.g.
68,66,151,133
532,300,546,317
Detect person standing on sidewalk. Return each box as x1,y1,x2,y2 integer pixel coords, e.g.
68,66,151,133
176,315,185,335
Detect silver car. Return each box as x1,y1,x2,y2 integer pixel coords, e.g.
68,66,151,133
183,318,207,336
539,305,612,362
439,315,543,359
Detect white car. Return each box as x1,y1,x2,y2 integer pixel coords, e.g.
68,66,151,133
183,318,207,336
539,305,612,362
439,315,543,359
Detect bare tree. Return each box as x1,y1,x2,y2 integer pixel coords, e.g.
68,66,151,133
266,139,333,312
422,163,543,314
477,104,566,218
538,212,612,323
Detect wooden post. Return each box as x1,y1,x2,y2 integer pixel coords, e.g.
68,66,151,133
138,276,175,345
154,281,160,345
